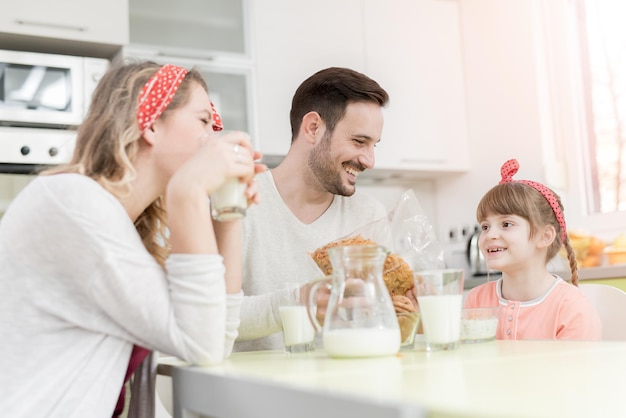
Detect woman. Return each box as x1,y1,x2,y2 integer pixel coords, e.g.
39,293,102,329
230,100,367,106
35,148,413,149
0,61,265,417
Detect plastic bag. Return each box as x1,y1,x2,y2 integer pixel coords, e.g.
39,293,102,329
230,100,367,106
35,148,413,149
352,189,445,271
309,189,445,294
386,189,445,271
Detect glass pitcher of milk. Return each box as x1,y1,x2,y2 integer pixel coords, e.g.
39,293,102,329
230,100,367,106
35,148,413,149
308,245,400,358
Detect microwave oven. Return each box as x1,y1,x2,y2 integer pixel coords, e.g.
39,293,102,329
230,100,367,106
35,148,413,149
0,49,109,173
0,49,109,128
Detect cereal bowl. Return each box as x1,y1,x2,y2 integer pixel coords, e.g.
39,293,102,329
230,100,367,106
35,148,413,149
461,307,500,343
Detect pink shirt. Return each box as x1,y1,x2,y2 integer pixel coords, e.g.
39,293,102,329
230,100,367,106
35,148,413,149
464,277,601,340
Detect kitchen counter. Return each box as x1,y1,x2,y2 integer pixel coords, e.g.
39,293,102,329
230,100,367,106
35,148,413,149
578,264,626,280
160,340,626,418
554,264,626,291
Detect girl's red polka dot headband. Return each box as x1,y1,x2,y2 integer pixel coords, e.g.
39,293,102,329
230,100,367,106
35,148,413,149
499,159,567,242
136,64,224,132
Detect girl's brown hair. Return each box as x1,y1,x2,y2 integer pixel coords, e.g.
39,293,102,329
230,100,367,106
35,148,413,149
476,182,579,285
44,60,208,266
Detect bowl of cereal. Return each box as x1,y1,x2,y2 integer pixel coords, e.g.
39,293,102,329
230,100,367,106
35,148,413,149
461,307,500,343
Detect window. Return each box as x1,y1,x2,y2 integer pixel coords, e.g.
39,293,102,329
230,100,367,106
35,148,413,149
575,0,626,214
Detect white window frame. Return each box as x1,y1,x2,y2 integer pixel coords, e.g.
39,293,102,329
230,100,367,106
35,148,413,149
531,0,626,239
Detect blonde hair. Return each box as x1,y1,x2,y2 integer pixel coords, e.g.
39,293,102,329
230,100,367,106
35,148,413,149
44,60,208,266
476,182,579,285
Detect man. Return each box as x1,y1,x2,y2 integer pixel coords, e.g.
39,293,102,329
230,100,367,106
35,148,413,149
235,67,390,351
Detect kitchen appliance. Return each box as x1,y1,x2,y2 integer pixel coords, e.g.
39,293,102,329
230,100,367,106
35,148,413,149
466,227,502,279
0,49,109,173
467,228,489,276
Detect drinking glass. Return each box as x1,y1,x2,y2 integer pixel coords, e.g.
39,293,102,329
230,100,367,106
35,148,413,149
414,268,464,351
210,178,247,221
279,282,316,353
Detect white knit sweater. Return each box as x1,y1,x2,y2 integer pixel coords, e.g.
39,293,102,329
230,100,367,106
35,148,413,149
0,174,242,417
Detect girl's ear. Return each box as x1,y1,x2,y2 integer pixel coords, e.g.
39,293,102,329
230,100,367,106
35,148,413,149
536,224,557,249
300,111,325,145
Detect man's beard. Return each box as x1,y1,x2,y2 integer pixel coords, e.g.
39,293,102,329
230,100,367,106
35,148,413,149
308,131,359,197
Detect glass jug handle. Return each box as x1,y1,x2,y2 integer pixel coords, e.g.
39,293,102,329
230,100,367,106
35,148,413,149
306,275,333,333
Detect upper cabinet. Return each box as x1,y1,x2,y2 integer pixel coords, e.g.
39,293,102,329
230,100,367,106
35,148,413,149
128,0,249,60
122,53,254,137
362,0,469,176
125,0,255,143
251,0,470,177
250,0,366,157
0,0,128,58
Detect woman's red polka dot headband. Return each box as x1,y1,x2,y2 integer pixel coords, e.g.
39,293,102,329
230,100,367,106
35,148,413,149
136,64,223,133
499,159,567,242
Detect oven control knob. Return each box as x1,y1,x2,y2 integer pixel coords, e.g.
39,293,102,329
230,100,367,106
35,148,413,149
20,146,30,156
49,147,58,157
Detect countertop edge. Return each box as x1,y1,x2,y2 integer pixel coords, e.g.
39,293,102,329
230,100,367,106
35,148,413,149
555,264,626,281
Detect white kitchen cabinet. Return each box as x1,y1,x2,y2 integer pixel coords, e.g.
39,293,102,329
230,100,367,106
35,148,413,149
0,0,128,56
250,0,366,157
362,0,470,175
251,0,470,177
125,0,255,139
129,0,248,60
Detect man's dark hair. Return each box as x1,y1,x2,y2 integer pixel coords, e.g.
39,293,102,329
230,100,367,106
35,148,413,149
289,67,389,142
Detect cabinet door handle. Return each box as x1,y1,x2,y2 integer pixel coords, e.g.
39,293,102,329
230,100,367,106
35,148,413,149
15,19,87,32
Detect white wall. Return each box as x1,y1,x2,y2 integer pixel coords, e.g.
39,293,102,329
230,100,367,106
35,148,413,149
361,180,436,217
365,0,550,246
432,0,548,243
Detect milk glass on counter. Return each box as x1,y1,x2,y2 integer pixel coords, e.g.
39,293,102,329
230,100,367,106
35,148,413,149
279,283,316,353
414,269,464,351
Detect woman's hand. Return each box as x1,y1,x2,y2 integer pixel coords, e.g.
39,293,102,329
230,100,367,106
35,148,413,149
167,131,255,199
244,150,268,208
166,131,258,255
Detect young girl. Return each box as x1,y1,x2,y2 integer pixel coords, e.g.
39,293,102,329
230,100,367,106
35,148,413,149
0,61,265,417
464,159,601,340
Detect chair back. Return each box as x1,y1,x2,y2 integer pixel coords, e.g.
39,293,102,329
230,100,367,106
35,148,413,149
579,284,626,340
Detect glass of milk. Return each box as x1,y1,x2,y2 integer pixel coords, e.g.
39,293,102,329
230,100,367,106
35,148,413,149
210,178,247,221
414,268,465,351
279,282,316,353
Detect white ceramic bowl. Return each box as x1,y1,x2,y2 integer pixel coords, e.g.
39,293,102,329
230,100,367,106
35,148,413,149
461,307,500,343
